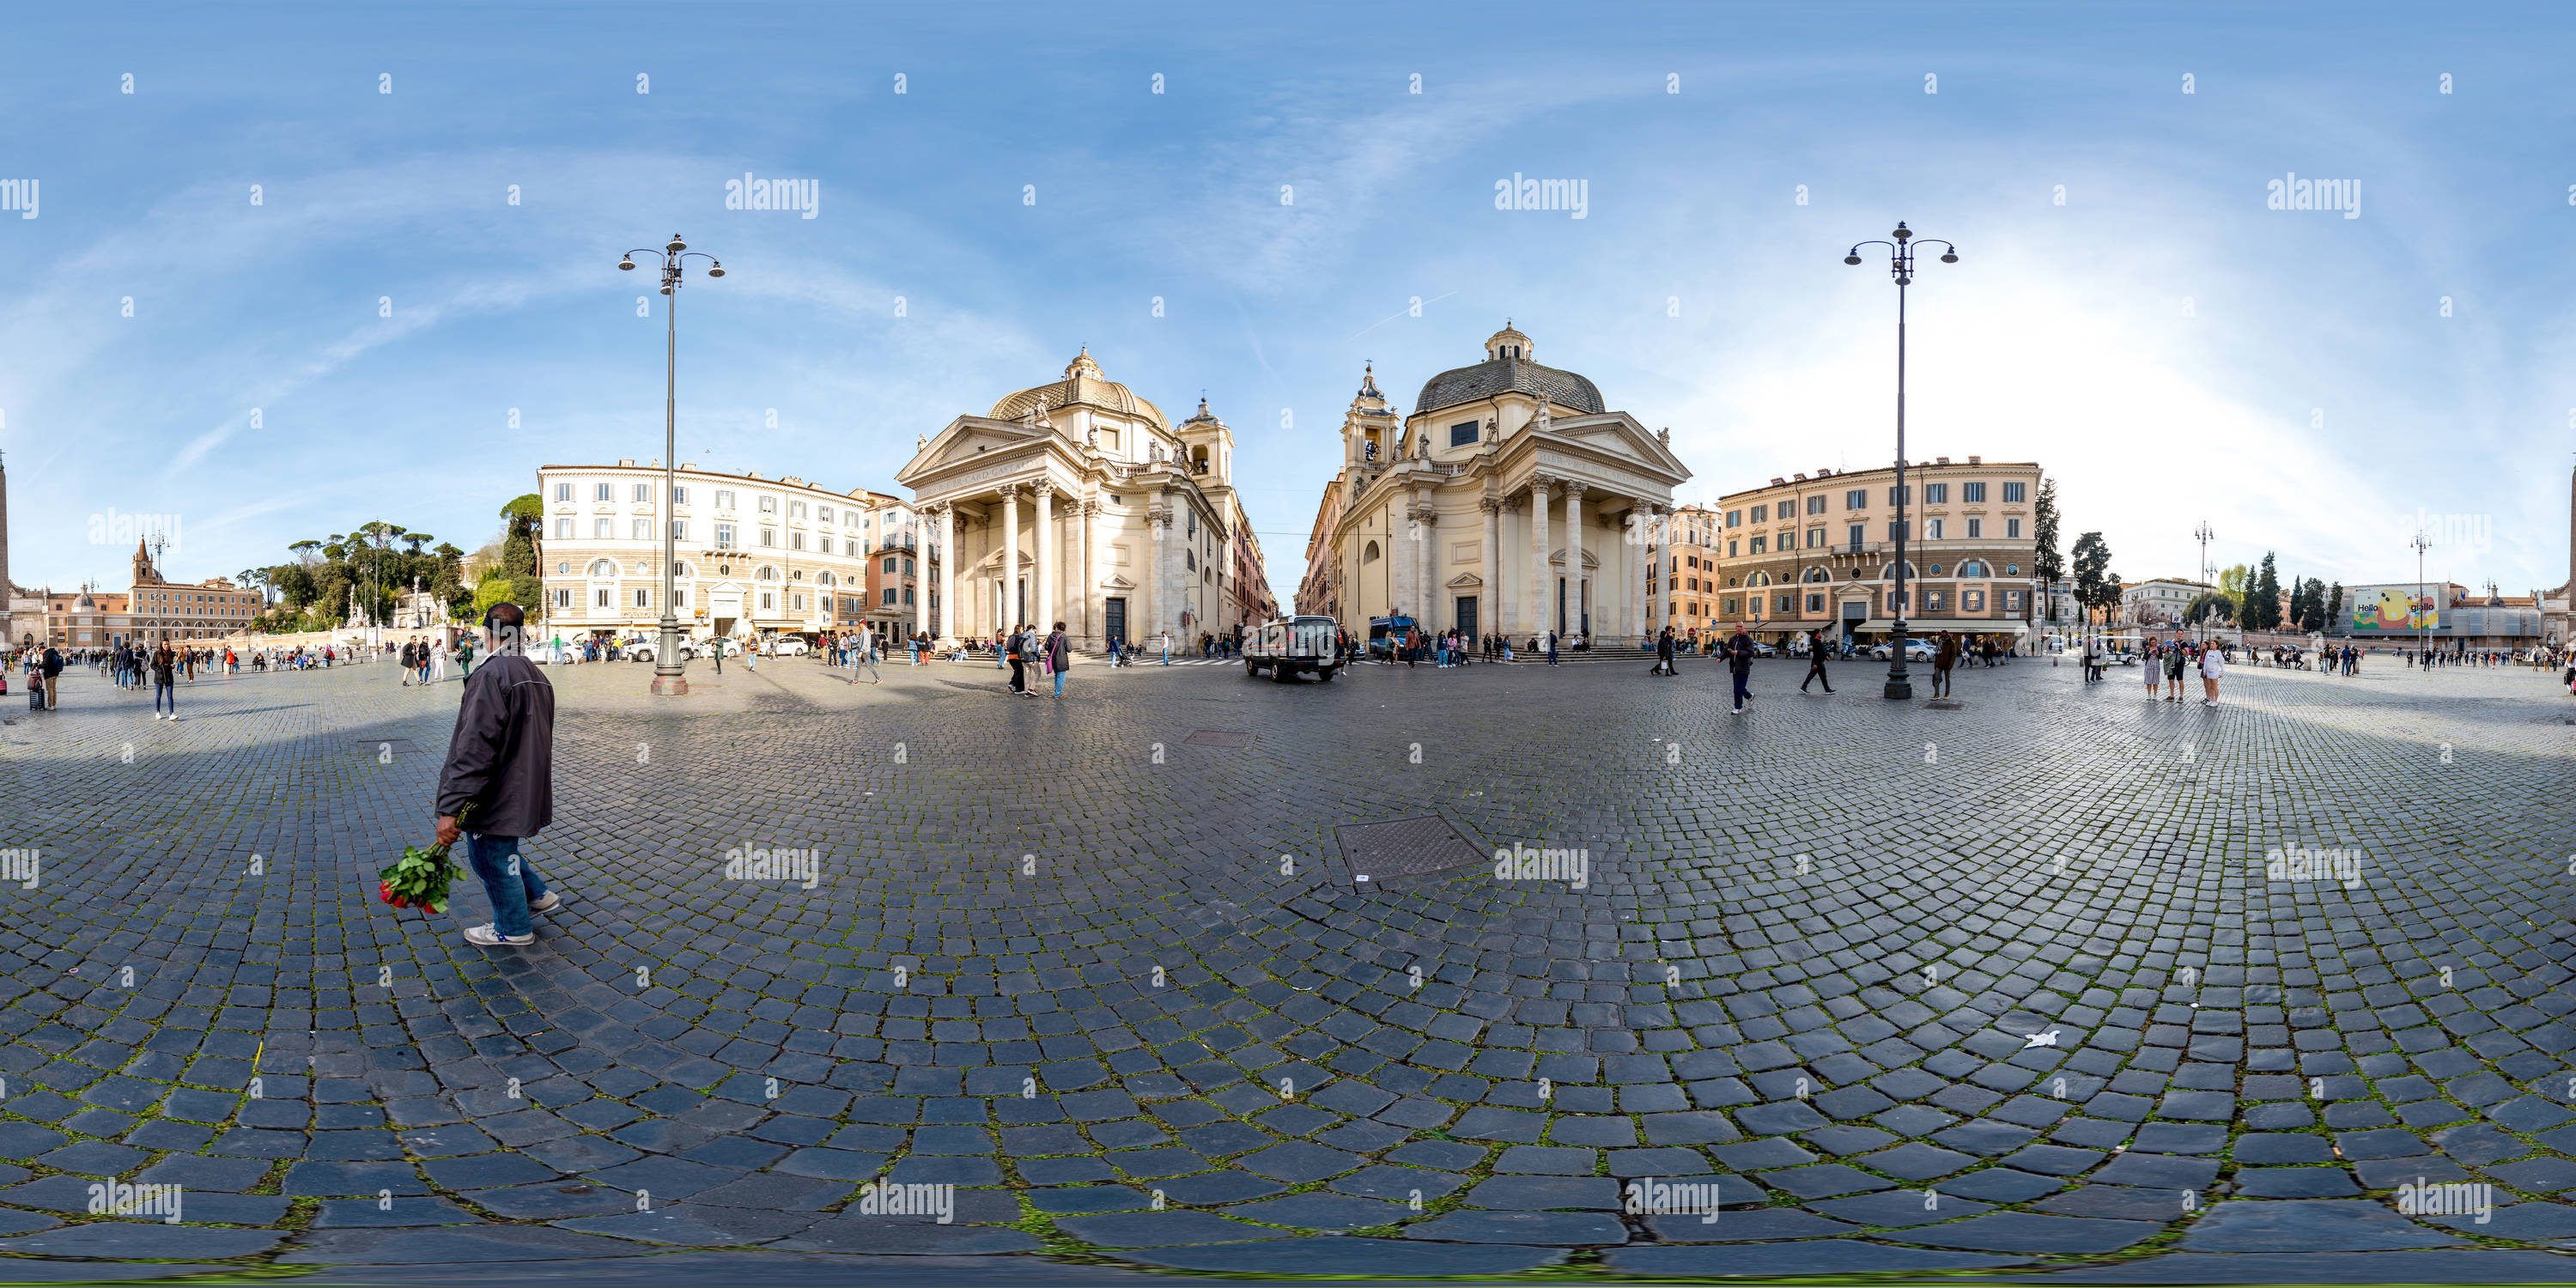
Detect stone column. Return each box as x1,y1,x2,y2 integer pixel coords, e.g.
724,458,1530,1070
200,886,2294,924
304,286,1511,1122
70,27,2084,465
1479,497,1500,641
1413,491,1434,628
1147,495,1168,642
1563,482,1587,637
1643,503,1665,641
934,504,957,645
1528,477,1552,636
1078,498,1097,646
1034,482,1056,631
997,484,1021,629
1387,502,1410,623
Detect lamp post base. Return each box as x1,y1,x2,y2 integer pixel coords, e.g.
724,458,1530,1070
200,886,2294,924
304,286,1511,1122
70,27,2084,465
1883,675,1913,699
651,667,689,696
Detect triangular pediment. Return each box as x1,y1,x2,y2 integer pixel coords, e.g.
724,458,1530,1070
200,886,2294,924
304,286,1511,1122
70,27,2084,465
1547,549,1602,570
1099,574,1137,591
1444,572,1484,588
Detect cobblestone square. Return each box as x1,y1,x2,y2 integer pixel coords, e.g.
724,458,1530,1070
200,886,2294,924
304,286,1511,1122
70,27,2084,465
3,653,2573,1283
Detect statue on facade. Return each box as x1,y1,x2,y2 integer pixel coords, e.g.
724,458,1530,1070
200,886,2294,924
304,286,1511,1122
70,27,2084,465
1532,399,1552,434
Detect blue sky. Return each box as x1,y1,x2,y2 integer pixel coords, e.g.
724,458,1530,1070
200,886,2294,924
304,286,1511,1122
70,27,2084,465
4,2,2572,609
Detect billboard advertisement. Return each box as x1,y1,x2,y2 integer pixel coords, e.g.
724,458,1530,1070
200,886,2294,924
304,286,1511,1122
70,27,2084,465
2351,587,2437,632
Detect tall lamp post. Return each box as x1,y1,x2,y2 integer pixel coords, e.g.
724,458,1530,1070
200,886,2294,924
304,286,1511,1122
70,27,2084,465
620,234,725,696
2193,519,2214,644
1844,222,1959,698
2410,526,2431,669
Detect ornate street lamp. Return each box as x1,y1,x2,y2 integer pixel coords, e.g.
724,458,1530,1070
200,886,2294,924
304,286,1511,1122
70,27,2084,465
1844,222,1959,699
619,234,725,696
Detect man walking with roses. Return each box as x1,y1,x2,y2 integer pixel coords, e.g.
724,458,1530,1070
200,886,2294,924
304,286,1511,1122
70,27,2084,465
433,602,563,946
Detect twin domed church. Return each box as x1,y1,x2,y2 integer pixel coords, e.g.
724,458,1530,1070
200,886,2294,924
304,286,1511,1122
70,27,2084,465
895,324,1688,650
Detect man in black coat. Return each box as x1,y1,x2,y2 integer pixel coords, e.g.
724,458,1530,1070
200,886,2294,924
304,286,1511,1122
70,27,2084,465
1651,627,1676,676
1801,629,1835,694
434,603,560,946
1727,627,1755,714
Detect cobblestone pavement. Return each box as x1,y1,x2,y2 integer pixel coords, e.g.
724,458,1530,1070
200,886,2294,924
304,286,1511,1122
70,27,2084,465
4,652,2576,1284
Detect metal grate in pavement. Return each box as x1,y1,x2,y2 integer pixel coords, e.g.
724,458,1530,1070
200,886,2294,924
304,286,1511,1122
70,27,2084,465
1185,729,1253,747
1338,816,1488,886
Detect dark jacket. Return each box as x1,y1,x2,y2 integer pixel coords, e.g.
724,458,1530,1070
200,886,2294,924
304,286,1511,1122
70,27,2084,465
434,653,556,837
1657,633,1674,659
150,648,175,683
40,648,62,677
1727,633,1754,674
1047,630,1069,670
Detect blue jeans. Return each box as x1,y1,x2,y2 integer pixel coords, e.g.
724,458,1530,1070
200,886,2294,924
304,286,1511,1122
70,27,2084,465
1054,669,1066,697
1732,671,1751,709
465,833,550,939
155,683,175,714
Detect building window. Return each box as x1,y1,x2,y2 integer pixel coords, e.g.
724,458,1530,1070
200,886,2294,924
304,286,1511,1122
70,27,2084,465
1723,597,1740,615
1846,489,1867,510
1806,528,1823,548
1449,421,1479,447
883,556,896,574
1926,591,1946,611
789,500,807,519
715,523,736,549
792,532,807,550
633,519,653,540
715,489,735,510
593,483,612,501
673,485,690,504
1966,590,1985,611
555,482,573,501
634,588,651,607
2006,564,2020,575
2002,482,2026,503
793,592,806,611
1806,593,1824,612
1726,540,1738,557
1751,504,1768,523
903,558,914,576
1924,483,1947,504
2007,591,2023,610
556,518,574,538
554,587,572,608
1848,524,1865,548
1749,537,1766,555
1887,485,1910,506
596,518,613,538
761,592,775,610
759,495,777,513
817,506,835,523
631,483,650,502
2006,518,2022,539
760,528,776,547
1925,519,1944,540
672,520,689,541
883,587,897,605
1964,482,1986,502
1725,510,1741,527
1965,518,1982,539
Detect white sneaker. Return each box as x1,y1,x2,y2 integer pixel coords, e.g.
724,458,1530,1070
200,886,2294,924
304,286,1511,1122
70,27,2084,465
463,923,536,946
529,890,562,913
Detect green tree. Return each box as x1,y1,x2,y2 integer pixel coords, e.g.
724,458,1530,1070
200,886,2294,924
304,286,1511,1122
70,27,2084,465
2247,553,2281,630
500,495,544,617
2326,581,2345,629
2032,478,2064,625
2070,532,2115,635
2184,591,2233,626
2216,563,2250,616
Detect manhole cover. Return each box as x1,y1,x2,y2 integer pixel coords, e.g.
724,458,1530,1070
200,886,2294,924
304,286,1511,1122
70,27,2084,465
353,738,419,753
1185,730,1253,748
1338,816,1488,886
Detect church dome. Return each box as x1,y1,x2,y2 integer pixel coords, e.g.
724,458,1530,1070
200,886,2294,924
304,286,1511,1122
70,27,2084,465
1414,324,1606,418
75,591,97,610
990,348,1170,433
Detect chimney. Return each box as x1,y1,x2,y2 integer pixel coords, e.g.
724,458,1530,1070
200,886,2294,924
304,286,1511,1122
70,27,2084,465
1967,455,1981,465
1935,456,1951,465
680,463,698,471
618,458,635,466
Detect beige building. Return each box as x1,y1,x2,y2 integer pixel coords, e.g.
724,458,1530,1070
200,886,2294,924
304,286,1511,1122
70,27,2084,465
534,460,912,643
1702,456,2047,647
896,349,1270,649
31,542,261,648
1315,325,1691,642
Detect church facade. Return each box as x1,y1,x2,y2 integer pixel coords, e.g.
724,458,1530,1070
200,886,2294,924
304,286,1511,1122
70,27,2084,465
896,349,1269,650
1315,325,1691,643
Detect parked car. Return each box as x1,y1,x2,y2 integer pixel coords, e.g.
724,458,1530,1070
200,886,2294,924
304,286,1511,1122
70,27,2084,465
1750,641,1777,658
771,637,811,656
1869,638,1935,662
1245,615,1343,683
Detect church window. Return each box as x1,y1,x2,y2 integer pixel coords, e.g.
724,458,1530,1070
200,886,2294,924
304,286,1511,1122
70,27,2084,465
1449,421,1479,447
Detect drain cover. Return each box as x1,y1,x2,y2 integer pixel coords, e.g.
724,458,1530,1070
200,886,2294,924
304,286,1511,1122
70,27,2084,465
1337,816,1488,885
353,738,419,753
1185,730,1253,748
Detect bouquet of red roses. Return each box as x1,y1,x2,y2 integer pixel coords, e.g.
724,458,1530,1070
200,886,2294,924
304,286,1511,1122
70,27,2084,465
379,806,470,914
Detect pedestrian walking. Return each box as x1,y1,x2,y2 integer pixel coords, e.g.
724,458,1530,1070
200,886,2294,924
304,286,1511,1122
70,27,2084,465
1726,625,1754,714
1546,630,1559,667
1800,629,1835,694
1161,629,1173,665
2200,638,2226,705
1007,624,1030,695
1651,627,1676,676
1930,631,1958,698
854,624,881,684
2162,634,2188,701
1048,622,1071,698
434,604,561,948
